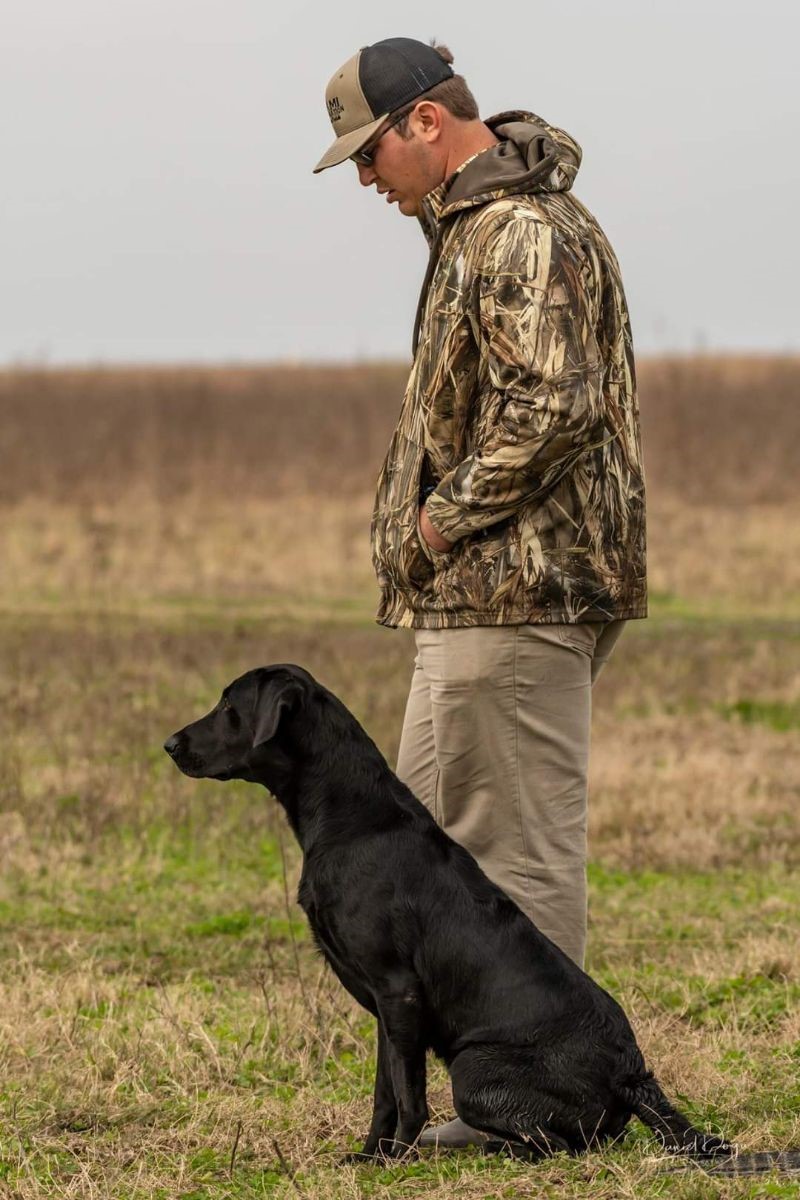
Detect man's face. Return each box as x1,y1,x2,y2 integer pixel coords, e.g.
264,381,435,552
354,116,440,218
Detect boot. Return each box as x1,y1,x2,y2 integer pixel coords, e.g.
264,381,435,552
418,1117,490,1149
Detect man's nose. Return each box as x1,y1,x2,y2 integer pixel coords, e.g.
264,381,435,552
356,161,376,187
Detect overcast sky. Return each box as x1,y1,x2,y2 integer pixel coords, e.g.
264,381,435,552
2,0,797,364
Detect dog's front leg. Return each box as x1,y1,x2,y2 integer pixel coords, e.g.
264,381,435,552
377,985,428,1157
352,1020,398,1161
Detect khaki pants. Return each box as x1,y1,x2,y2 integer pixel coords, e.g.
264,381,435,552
395,621,626,969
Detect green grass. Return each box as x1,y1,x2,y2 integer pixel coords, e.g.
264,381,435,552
718,698,800,732
5,584,800,630
1,831,798,1194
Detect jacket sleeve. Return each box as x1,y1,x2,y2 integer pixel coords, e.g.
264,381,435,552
423,212,604,545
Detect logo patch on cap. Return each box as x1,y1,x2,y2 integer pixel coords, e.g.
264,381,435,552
327,96,344,123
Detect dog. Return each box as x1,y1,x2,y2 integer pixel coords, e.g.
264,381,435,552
164,663,732,1163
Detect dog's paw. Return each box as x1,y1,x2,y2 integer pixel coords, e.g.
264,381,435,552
340,1150,377,1165
340,1138,400,1165
386,1141,420,1162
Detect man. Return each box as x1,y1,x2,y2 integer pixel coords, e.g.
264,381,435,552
314,37,646,1147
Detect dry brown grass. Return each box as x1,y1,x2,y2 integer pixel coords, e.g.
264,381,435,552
1,355,798,618
1,355,798,505
0,615,797,873
1,357,799,1197
3,495,800,621
0,363,405,505
1,946,795,1199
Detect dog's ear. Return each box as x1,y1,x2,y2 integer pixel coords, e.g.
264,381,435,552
252,671,304,749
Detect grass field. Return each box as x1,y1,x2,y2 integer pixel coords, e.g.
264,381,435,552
1,359,799,1197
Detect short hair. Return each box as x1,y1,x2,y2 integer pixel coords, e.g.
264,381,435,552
393,43,479,136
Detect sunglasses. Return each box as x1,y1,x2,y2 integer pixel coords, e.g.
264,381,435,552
350,110,409,166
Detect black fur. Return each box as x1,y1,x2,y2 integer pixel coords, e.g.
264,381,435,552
164,664,732,1162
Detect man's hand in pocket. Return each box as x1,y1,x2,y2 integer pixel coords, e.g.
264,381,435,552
419,504,454,552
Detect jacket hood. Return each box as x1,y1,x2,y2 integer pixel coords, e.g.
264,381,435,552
424,111,582,224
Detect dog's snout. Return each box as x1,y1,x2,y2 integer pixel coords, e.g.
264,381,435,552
163,733,181,757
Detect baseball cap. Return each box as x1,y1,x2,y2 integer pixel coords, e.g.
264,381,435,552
313,37,454,174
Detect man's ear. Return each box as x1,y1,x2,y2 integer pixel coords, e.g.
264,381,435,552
252,673,304,749
411,100,443,141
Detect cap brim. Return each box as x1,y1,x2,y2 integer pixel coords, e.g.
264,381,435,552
312,111,390,174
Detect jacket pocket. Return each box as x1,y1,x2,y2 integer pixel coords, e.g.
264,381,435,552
399,511,437,589
373,434,436,594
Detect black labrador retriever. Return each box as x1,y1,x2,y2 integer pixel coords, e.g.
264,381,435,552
164,663,732,1163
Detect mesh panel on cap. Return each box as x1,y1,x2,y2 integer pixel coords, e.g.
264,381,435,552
358,38,454,117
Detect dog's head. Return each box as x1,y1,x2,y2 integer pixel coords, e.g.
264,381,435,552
164,664,315,788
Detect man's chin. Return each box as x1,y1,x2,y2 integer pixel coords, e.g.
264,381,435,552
397,196,420,217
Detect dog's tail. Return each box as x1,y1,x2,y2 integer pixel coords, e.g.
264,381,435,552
613,1071,733,1157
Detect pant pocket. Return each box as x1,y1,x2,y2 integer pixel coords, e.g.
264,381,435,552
555,622,602,654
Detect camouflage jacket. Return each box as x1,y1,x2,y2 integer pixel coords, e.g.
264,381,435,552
372,111,647,629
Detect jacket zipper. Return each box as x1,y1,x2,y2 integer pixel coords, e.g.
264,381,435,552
412,221,448,358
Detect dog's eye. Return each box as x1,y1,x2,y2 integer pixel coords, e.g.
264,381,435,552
222,697,231,711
